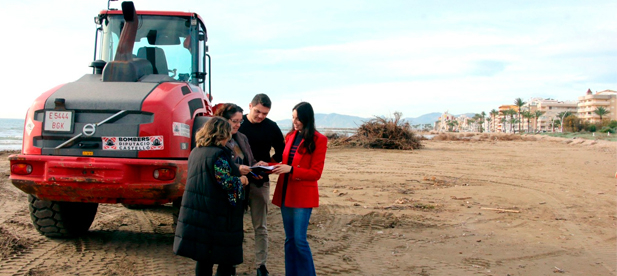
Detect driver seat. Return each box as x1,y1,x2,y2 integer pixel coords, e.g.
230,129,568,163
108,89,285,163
137,47,169,75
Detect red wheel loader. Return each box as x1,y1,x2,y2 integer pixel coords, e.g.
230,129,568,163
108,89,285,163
9,1,214,237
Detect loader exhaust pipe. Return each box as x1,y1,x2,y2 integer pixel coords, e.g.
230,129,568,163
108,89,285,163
114,1,137,61
102,1,153,82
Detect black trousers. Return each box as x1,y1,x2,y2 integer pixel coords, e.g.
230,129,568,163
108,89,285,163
195,261,235,276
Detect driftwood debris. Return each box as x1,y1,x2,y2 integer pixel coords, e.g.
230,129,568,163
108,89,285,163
480,207,520,213
450,196,472,200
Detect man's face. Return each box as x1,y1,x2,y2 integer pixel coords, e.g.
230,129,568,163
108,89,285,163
247,103,270,124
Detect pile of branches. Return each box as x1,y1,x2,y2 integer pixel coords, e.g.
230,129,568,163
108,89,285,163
328,112,423,150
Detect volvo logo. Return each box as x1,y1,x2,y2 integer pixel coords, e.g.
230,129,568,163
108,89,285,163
83,124,96,136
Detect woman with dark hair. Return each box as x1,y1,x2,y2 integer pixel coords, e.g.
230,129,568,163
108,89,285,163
270,102,328,276
214,103,269,194
214,103,268,176
173,116,249,276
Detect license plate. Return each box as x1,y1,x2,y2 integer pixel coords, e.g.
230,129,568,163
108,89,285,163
44,110,74,132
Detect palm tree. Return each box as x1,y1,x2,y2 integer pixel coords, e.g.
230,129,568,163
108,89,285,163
514,98,526,133
509,116,518,133
533,110,545,132
468,118,476,132
472,114,483,132
594,106,610,122
499,116,507,133
557,111,573,133
506,108,517,133
553,119,561,132
490,109,499,132
486,117,492,132
446,120,458,132
522,111,532,133
480,111,486,133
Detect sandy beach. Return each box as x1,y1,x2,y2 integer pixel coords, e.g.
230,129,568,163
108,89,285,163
0,133,615,275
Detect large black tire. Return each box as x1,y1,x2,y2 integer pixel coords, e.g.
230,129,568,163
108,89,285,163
121,203,159,209
28,195,99,238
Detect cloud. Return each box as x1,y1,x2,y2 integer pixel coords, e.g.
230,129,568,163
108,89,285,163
1,0,615,120
469,60,509,77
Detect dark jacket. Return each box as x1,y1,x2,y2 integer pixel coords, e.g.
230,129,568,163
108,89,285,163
226,132,257,169
238,115,285,163
173,146,244,265
227,132,267,187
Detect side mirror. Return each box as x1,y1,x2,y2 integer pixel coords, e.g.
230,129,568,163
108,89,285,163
192,72,207,84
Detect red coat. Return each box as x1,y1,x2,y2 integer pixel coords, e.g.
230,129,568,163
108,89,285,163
272,130,327,208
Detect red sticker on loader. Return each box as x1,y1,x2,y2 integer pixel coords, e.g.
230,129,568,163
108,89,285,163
102,136,164,151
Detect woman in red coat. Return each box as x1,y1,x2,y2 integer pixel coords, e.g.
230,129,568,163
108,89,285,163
271,102,327,276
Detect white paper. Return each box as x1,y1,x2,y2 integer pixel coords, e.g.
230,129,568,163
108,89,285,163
249,165,275,170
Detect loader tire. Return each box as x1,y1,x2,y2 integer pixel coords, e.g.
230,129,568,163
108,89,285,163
121,203,159,209
28,195,98,238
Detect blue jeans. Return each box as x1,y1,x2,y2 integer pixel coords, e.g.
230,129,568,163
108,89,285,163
280,206,316,276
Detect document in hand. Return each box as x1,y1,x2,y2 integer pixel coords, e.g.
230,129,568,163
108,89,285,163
249,165,275,174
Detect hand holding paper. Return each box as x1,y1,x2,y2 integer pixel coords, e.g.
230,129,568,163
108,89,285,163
249,165,275,174
271,164,292,174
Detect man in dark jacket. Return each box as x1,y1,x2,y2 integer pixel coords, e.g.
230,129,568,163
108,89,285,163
238,94,285,276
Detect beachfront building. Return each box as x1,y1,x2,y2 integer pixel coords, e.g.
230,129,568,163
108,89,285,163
577,89,617,123
434,111,457,132
458,114,473,132
497,105,518,133
434,111,484,132
525,98,577,132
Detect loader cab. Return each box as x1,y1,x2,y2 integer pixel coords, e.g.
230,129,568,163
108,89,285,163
94,11,209,92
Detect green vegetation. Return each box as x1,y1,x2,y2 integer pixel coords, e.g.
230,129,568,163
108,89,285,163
464,96,615,140
514,98,526,133
594,106,610,121
540,131,617,142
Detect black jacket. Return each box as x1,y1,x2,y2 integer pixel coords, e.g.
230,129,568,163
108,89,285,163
227,132,267,187
173,146,244,265
239,115,285,163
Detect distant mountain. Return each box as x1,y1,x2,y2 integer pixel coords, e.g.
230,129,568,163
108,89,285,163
402,112,442,125
402,112,475,125
276,112,475,129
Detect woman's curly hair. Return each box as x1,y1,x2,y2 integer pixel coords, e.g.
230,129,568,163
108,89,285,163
195,117,232,147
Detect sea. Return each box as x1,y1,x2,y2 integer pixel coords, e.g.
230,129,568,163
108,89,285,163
0,118,24,151
0,118,436,152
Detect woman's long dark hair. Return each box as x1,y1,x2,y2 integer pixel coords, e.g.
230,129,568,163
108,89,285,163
213,103,243,120
290,102,316,154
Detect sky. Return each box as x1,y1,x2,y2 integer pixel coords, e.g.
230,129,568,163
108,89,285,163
1,0,615,121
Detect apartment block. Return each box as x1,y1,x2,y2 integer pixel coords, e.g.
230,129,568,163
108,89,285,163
577,89,617,123
496,105,518,133
525,98,577,132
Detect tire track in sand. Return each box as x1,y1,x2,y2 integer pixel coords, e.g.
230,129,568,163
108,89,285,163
0,205,194,276
310,204,499,275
